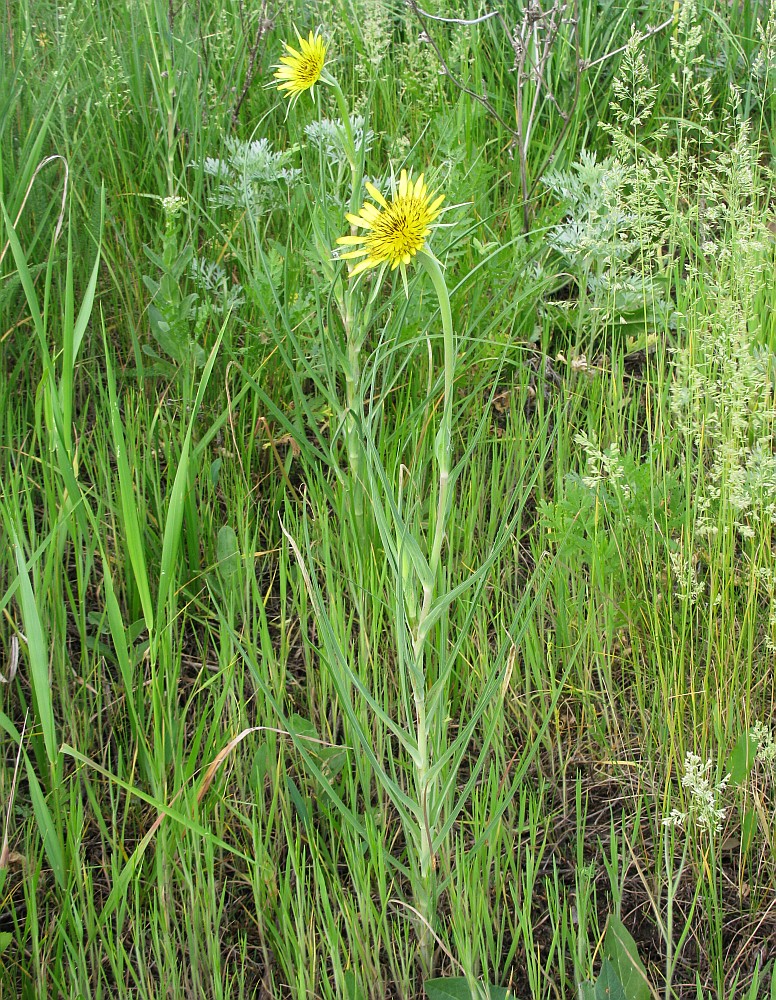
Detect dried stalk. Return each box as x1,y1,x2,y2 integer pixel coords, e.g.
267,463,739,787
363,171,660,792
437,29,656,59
231,0,273,127
407,0,673,232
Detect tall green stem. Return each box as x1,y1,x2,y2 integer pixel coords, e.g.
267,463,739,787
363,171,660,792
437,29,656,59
345,325,364,523
325,75,360,212
405,249,455,963
321,72,366,519
418,250,455,600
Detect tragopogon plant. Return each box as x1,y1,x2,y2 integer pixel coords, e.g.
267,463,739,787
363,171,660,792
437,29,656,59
281,159,553,999
281,163,455,969
338,173,453,948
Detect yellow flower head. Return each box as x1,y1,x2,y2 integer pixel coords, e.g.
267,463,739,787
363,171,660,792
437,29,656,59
337,170,445,286
273,29,327,103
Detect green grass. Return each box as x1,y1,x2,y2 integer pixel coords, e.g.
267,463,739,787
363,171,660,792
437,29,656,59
1,0,775,997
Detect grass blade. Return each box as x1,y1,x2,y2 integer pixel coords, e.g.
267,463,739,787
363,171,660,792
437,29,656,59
8,522,56,766
103,316,155,633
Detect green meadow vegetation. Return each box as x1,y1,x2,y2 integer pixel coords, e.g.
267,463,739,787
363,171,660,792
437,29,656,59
1,0,775,997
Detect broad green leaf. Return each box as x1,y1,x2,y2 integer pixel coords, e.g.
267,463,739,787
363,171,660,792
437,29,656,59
595,959,628,1000
726,731,758,787
0,932,12,955
288,714,347,780
603,916,650,1000
216,525,240,581
344,970,367,1000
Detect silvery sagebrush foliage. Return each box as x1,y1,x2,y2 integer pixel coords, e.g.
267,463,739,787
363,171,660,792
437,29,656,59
543,150,637,275
541,32,675,326
188,256,245,315
541,147,673,333
200,136,300,213
304,115,374,166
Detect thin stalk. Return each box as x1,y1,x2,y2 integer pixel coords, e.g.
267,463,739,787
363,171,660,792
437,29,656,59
319,70,367,520
664,832,689,1000
345,325,364,523
418,250,455,600
324,73,359,210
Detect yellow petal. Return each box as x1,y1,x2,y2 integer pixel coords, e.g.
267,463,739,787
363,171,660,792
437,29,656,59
360,204,381,221
336,235,367,246
345,213,374,230
365,181,389,209
350,258,378,277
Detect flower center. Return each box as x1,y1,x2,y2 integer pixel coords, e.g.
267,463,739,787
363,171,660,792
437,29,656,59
300,56,322,83
376,199,428,258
